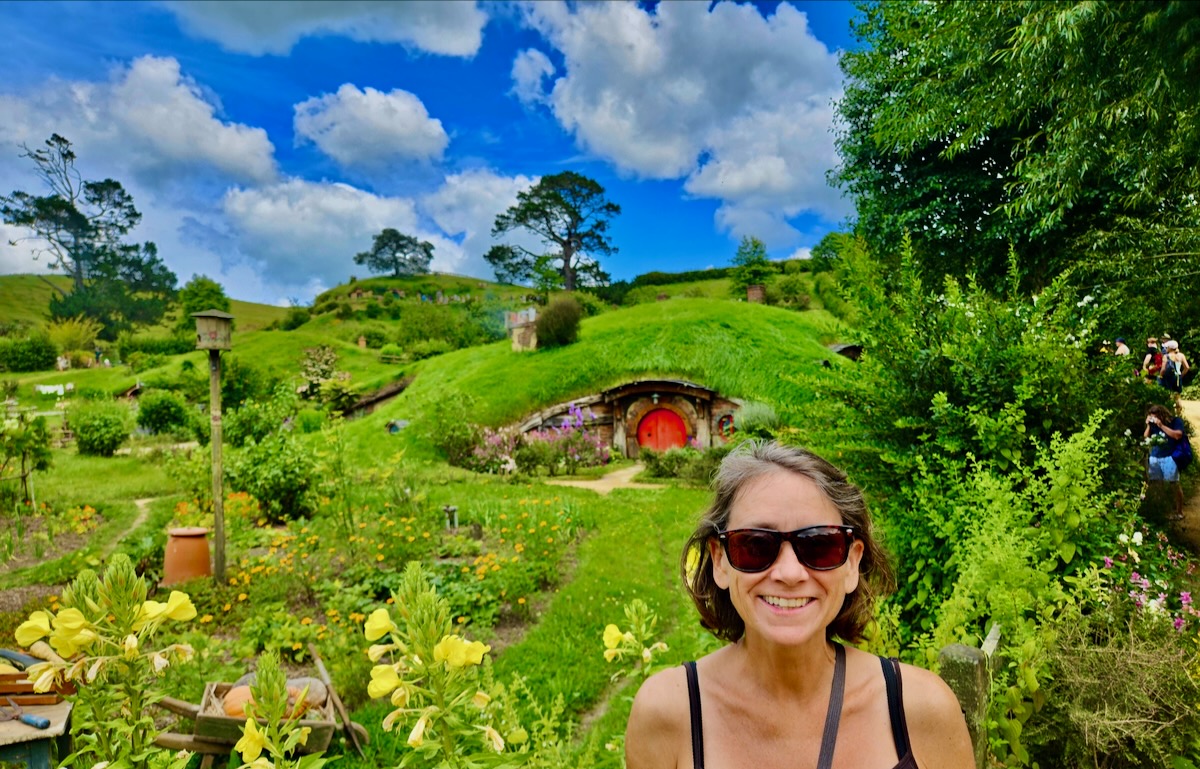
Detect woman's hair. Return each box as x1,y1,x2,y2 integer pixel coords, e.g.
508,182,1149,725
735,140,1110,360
1148,404,1174,422
681,440,895,644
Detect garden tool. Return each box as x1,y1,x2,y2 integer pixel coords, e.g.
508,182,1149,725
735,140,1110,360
0,696,50,729
0,649,40,670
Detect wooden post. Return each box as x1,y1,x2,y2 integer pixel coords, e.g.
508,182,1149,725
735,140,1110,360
938,623,1000,769
209,349,225,582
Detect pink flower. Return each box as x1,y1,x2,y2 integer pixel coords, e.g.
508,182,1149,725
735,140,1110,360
1103,557,1113,568
1174,617,1186,631
1182,591,1193,607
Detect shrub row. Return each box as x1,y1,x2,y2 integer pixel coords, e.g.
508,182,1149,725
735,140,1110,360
0,334,56,372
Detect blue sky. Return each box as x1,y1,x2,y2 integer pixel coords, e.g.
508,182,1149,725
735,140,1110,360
0,1,859,304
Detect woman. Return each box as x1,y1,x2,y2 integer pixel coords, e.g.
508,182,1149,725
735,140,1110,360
1145,404,1186,520
626,441,973,769
1158,340,1190,398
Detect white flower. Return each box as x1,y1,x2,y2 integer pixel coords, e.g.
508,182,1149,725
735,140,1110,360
1132,532,1143,546
1118,534,1130,544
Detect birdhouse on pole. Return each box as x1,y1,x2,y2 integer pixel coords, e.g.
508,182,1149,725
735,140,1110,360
192,309,234,350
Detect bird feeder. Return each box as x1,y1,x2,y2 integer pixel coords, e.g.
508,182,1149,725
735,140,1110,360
192,309,234,351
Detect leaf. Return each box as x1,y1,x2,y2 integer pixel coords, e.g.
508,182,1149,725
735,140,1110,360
1057,541,1076,563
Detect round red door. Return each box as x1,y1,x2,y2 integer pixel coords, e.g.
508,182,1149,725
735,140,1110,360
637,408,687,452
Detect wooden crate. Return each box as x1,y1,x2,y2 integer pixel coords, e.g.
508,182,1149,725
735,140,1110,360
0,673,72,704
196,683,335,752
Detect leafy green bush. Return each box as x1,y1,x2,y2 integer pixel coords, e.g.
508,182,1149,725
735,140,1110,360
733,401,780,439
536,296,583,348
125,351,165,373
0,333,56,372
423,393,483,467
379,343,403,359
227,432,318,521
71,399,131,456
294,408,325,433
409,338,453,360
136,390,190,435
280,306,310,330
225,386,298,448
115,333,192,359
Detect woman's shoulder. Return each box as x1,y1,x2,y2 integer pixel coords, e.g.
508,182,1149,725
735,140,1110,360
625,664,692,769
895,661,976,768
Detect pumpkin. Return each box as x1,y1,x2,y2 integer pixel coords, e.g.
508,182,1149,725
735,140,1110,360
222,685,254,717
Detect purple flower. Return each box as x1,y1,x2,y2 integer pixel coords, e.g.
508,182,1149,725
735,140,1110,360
1182,591,1193,607
1175,617,1186,631
1103,557,1113,569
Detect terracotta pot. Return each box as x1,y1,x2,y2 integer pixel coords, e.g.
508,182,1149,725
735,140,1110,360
163,527,211,585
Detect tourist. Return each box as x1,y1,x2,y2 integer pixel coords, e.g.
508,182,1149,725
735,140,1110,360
1114,338,1130,356
625,441,973,769
1142,337,1163,382
1159,340,1190,398
1146,404,1186,520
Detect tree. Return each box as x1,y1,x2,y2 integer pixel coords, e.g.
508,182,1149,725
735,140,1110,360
1,134,176,339
835,1,1200,300
729,236,776,296
353,228,434,278
487,171,619,291
175,275,232,334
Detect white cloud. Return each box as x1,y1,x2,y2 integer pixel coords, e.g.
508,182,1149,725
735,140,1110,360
421,169,540,277
294,85,448,168
0,55,277,190
511,49,556,105
518,1,851,246
221,178,464,288
166,0,488,57
0,224,46,274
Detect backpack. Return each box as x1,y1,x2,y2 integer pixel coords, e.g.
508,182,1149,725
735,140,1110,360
1174,431,1194,473
1164,357,1183,388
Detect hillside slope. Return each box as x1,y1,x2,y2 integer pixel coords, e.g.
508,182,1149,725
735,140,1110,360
351,298,849,460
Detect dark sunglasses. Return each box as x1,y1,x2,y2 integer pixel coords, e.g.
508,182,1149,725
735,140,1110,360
716,525,858,573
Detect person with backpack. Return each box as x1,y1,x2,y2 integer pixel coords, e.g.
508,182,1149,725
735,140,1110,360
1142,337,1164,382
1145,404,1189,520
1159,340,1190,396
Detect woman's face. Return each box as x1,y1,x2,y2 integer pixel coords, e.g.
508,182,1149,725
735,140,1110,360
709,469,863,649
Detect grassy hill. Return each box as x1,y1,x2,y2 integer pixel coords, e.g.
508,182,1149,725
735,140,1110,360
348,297,849,461
0,274,72,327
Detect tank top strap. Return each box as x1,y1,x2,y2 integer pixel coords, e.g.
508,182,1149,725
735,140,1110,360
816,642,847,769
684,660,705,769
879,656,913,759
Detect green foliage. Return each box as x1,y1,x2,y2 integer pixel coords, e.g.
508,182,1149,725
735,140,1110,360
174,274,231,334
237,649,332,769
116,333,193,359
729,236,776,295
535,296,583,349
48,315,103,354
228,432,319,522
409,338,454,361
281,306,311,331
631,267,734,287
733,401,780,440
71,399,131,457
135,390,190,435
488,171,619,291
639,444,731,484
0,332,57,372
423,393,483,467
0,412,53,503
354,228,435,277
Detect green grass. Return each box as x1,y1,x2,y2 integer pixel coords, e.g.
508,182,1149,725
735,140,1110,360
623,277,732,304
0,274,72,328
317,273,532,305
349,298,849,461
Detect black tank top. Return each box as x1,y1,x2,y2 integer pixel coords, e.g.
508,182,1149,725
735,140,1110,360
683,646,920,769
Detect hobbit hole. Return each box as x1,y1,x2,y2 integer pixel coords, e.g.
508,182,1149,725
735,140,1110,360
516,379,740,458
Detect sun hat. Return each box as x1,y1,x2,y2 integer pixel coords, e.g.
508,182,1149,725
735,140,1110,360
1166,340,1179,350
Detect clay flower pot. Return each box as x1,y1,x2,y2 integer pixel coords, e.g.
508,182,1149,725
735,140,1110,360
163,527,211,585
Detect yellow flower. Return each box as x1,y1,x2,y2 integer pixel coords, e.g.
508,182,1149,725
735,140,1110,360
390,684,410,708
368,664,402,699
472,691,491,708
26,662,56,693
507,727,529,746
15,611,51,647
603,624,623,650
367,644,392,662
235,718,267,762
604,648,621,663
164,591,197,621
123,634,139,660
433,635,490,668
481,725,505,752
364,608,397,642
684,545,701,587
407,713,429,747
200,614,213,624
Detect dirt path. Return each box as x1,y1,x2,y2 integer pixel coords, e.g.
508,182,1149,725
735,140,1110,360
543,463,666,494
99,496,158,559
1171,400,1200,551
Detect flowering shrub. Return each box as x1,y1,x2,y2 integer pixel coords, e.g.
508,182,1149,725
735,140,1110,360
601,599,669,681
15,554,196,769
508,403,609,477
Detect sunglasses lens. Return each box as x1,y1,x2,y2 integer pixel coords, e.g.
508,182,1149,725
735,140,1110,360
722,527,854,572
724,530,782,572
795,530,850,570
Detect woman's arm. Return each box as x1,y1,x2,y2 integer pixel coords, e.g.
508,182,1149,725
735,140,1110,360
1159,418,1184,440
903,664,976,769
626,667,689,769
